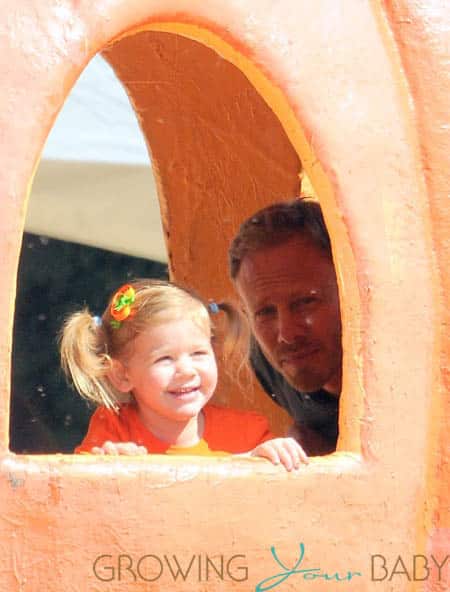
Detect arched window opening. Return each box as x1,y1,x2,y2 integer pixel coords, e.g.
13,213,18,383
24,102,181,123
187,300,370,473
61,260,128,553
10,30,345,458
10,55,168,453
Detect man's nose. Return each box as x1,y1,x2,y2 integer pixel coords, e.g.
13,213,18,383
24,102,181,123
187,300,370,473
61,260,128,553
277,309,308,344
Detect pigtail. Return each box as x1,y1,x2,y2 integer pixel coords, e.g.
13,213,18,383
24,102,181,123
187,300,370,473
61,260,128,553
59,309,123,410
210,301,251,387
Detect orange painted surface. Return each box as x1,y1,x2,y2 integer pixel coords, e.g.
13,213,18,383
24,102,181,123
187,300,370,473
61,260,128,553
102,31,298,435
0,1,448,591
381,0,450,575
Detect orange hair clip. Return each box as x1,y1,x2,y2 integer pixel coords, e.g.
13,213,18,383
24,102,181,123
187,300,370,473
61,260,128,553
110,284,136,329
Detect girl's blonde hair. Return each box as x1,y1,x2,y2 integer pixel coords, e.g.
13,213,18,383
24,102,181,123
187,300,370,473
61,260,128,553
60,279,245,410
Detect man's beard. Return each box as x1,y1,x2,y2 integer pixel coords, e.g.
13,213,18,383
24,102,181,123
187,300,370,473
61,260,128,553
282,363,328,393
271,341,340,394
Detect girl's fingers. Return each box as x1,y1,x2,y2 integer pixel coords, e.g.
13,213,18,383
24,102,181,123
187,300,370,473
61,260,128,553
282,438,309,467
251,438,309,471
92,442,148,455
117,443,137,455
90,446,105,455
251,443,280,465
103,441,119,455
277,445,294,471
118,443,148,455
297,442,309,465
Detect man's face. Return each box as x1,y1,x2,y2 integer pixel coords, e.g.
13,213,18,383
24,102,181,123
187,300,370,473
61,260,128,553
235,235,342,395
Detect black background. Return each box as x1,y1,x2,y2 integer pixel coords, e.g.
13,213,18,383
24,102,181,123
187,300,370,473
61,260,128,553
10,233,167,453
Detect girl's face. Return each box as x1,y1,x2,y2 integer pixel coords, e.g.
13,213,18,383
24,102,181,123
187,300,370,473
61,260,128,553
115,317,218,425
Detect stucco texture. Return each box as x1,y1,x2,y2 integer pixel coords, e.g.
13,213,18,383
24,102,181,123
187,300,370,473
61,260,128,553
0,1,448,590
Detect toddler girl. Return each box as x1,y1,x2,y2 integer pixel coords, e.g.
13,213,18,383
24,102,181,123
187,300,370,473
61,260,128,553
60,280,307,470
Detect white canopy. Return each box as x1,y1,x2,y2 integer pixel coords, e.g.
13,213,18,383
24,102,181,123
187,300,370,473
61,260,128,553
26,55,167,262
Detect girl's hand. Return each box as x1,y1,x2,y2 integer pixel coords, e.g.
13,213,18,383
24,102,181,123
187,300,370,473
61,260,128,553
90,441,148,455
250,437,309,471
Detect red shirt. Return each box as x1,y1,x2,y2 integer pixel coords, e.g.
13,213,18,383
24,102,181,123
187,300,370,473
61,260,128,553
75,403,274,455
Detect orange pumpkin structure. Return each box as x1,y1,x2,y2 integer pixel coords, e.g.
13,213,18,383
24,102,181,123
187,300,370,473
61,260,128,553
0,1,448,590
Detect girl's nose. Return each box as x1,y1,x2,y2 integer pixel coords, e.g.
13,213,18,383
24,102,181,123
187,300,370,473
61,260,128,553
175,356,197,376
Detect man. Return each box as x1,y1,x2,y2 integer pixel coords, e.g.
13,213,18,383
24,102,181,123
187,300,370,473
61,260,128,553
229,199,342,455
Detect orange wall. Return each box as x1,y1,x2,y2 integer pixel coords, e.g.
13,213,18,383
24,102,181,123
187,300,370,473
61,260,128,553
103,30,299,434
382,0,450,571
0,1,448,590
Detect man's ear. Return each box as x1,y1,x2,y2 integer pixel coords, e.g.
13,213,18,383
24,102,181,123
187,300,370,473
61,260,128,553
107,359,132,393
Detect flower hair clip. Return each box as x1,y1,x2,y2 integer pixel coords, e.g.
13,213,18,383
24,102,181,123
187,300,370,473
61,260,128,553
110,284,136,329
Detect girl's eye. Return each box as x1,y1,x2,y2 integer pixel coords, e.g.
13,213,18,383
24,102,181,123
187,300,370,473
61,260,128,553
154,356,173,364
192,350,208,357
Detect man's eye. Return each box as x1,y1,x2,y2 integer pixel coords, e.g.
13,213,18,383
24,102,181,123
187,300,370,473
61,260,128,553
302,297,317,305
292,296,318,309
